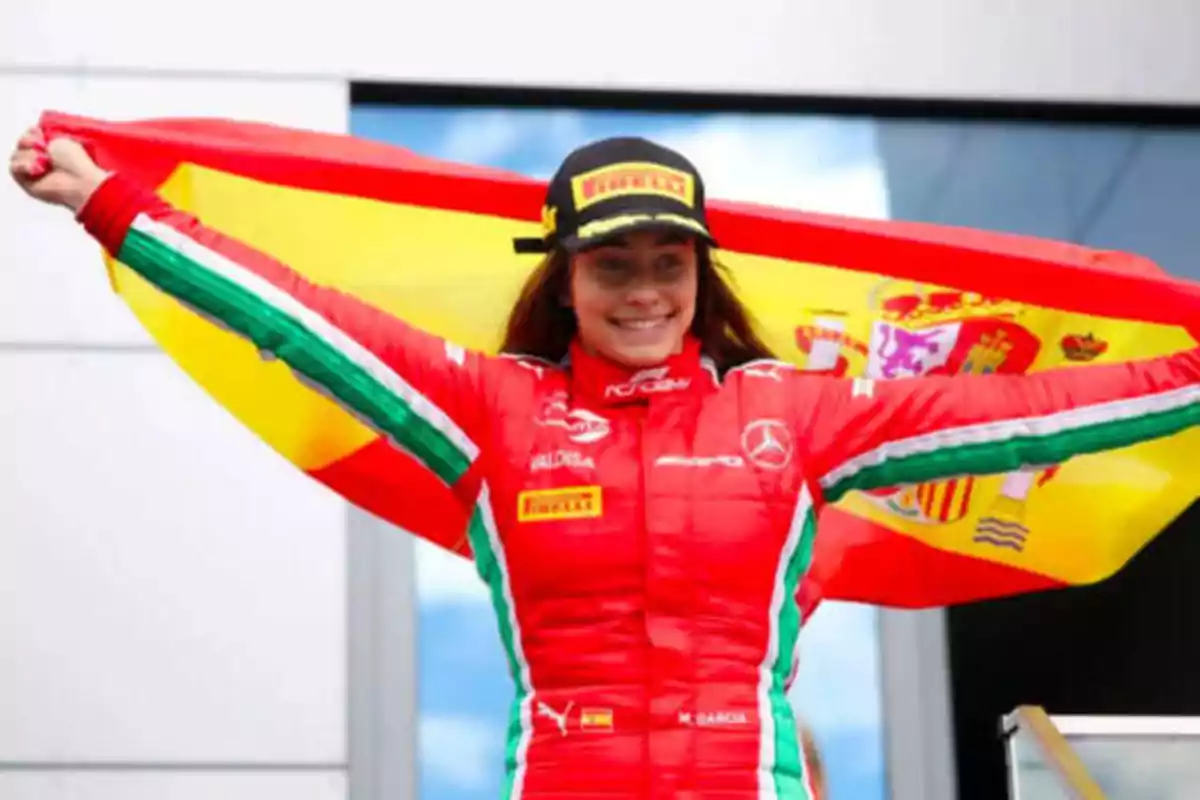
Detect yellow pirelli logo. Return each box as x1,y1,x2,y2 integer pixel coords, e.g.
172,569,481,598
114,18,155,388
517,486,603,522
570,162,695,211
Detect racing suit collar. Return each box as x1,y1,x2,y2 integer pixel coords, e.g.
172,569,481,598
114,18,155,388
566,335,718,406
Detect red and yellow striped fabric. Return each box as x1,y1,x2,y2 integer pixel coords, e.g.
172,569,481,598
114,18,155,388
40,110,1200,612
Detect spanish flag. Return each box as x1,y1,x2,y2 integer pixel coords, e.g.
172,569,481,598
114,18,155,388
39,111,1200,611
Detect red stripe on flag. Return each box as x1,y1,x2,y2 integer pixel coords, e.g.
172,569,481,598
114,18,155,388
959,477,975,520
939,479,957,523
38,112,1200,339
807,506,1065,609
307,439,475,557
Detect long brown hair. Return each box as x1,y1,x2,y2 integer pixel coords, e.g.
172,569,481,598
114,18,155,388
500,241,777,374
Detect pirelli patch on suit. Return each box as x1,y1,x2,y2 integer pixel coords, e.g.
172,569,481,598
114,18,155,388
518,486,603,522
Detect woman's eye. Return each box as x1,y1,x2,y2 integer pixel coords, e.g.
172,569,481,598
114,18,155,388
656,256,684,275
595,260,633,281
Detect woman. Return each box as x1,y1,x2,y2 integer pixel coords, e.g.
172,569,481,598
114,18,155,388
10,127,1200,800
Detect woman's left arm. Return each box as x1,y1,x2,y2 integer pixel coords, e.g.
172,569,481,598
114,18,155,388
794,346,1200,504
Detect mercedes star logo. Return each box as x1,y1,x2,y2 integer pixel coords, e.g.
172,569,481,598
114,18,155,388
740,419,793,470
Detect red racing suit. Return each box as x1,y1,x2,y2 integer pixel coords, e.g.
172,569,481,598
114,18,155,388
77,173,1200,799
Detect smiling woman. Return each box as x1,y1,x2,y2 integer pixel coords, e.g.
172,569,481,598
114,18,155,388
348,104,902,800
364,105,897,800
537,229,702,367
502,228,776,371
503,136,775,371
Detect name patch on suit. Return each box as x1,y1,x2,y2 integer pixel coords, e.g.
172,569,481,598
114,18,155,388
518,486,603,522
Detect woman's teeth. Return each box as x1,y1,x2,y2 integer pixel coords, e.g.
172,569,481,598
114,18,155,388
617,317,667,330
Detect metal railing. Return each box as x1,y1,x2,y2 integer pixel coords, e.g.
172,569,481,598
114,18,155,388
1004,706,1200,799
1003,705,1105,799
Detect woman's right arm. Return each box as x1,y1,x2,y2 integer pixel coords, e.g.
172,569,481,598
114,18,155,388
11,131,495,496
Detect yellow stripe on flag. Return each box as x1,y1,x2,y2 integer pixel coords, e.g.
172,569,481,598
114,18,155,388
101,155,1199,590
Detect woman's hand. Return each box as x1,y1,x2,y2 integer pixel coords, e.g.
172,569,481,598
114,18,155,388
8,127,110,212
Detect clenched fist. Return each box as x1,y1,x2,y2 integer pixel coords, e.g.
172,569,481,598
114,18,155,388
8,127,110,212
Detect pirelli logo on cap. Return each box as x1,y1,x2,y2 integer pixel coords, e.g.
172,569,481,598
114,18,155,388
570,162,695,211
517,486,603,523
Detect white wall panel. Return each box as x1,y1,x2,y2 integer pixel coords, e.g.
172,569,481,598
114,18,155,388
0,353,346,763
0,74,346,345
0,770,345,800
4,0,1200,103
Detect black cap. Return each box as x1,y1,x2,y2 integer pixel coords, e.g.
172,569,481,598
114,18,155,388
513,136,716,254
